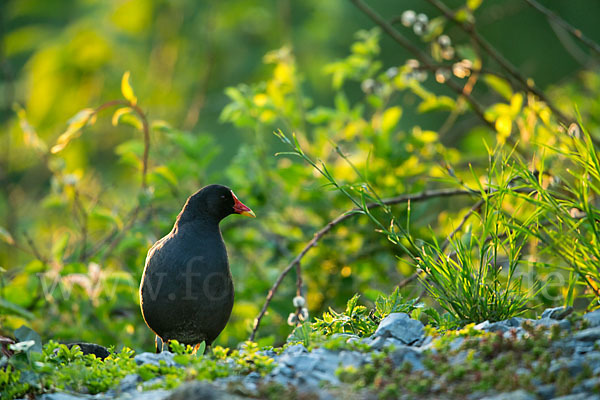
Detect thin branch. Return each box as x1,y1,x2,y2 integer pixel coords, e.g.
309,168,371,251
440,198,484,251
249,187,481,341
73,186,88,262
523,0,600,58
349,0,496,131
23,231,49,265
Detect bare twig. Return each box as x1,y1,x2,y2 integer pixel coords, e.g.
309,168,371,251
23,231,49,265
73,186,88,262
440,198,485,251
523,0,600,57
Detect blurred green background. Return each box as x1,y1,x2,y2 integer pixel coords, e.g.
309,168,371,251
1,0,600,351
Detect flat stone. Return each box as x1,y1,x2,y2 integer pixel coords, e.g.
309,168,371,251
388,345,424,371
338,350,366,368
363,335,386,350
532,318,571,331
165,381,245,400
118,374,140,392
38,394,93,400
542,306,573,320
549,356,585,376
549,394,600,400
373,313,424,345
572,327,600,341
475,318,524,333
536,383,556,400
134,351,179,367
282,343,308,355
480,389,536,400
583,310,600,327
113,389,171,400
281,353,319,372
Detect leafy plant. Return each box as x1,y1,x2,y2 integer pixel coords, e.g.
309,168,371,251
311,288,422,337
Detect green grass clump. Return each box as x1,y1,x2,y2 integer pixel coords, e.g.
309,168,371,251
0,337,275,400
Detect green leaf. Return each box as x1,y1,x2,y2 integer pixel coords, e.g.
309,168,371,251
0,226,15,245
112,107,133,126
15,325,42,354
381,106,402,133
0,298,35,320
483,74,513,101
418,96,455,113
121,71,138,105
151,165,179,187
195,341,206,355
51,108,95,153
467,0,483,11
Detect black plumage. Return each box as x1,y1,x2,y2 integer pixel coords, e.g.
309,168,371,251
139,184,254,351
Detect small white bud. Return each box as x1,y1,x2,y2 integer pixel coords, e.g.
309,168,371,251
413,22,425,36
568,123,581,139
292,296,306,307
386,67,399,78
361,79,376,93
416,13,429,25
406,59,420,70
298,307,309,322
437,35,451,48
435,69,451,83
63,174,78,186
287,313,298,326
441,47,455,60
401,10,417,27
415,70,428,82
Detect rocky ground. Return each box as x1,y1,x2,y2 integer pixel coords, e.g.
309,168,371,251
18,307,600,400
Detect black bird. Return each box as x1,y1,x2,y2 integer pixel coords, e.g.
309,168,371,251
140,184,255,352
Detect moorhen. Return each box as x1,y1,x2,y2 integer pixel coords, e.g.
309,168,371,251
139,184,255,352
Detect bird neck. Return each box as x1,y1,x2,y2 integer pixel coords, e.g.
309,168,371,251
174,211,222,236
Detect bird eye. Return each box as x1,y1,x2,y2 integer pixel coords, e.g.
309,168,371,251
221,195,226,199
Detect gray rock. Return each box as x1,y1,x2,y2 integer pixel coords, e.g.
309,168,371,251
113,389,171,400
165,381,245,400
66,343,111,360
388,345,424,371
134,351,179,367
542,306,573,320
282,343,308,355
583,310,600,327
474,318,524,334
535,383,556,400
532,318,571,331
38,394,93,400
573,376,600,393
572,327,600,341
280,352,318,372
584,351,600,370
363,335,386,350
118,374,140,392
480,389,536,400
338,350,366,368
373,313,424,345
549,394,600,400
548,356,585,376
